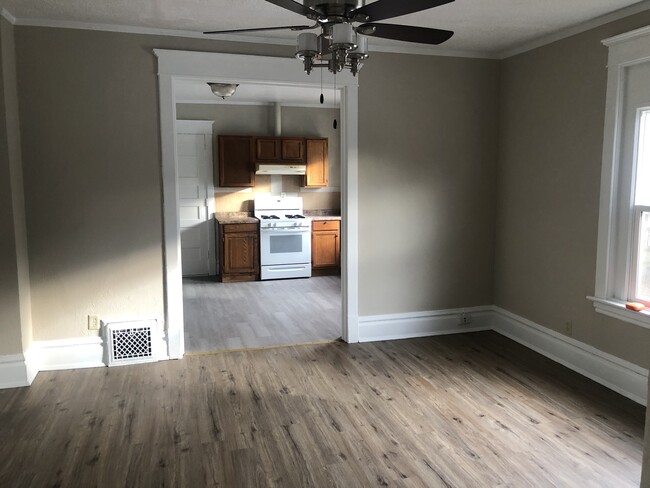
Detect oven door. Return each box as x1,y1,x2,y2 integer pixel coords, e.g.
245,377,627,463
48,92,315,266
260,227,311,266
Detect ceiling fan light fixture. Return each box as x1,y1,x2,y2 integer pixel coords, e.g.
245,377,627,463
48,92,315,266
348,34,368,76
348,34,368,59
329,23,356,51
296,32,319,58
204,0,455,78
207,82,239,99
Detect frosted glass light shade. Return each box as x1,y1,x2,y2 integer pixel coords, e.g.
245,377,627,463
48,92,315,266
330,23,356,51
348,34,368,59
207,83,238,99
296,32,318,58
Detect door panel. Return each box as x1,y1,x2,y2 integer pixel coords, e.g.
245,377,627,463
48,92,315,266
178,131,214,276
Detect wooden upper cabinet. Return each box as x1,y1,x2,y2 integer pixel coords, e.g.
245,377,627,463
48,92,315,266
305,138,328,188
218,136,255,187
254,137,305,163
255,138,281,161
281,138,305,162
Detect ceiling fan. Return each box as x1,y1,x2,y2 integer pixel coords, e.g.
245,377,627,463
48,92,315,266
204,0,455,76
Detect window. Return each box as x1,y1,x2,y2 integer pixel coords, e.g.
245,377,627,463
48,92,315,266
591,27,650,328
632,110,650,304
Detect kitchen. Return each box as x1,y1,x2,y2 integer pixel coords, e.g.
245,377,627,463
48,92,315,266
175,81,343,353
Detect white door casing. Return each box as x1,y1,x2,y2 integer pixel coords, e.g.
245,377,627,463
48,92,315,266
176,120,215,277
155,50,360,359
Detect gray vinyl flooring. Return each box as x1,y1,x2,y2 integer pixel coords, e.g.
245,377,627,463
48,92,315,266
183,275,342,352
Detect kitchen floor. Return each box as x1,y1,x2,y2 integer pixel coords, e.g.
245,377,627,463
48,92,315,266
183,275,341,353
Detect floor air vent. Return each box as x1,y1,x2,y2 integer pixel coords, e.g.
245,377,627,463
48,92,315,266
104,320,158,367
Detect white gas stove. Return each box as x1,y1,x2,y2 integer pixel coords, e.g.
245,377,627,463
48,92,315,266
254,195,312,280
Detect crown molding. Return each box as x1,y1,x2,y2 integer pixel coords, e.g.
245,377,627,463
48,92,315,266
602,23,650,45
499,1,650,59
1,8,17,25
4,2,650,61
9,13,497,59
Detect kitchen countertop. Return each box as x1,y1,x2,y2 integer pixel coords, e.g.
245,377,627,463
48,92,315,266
305,210,341,220
309,215,341,221
215,212,258,225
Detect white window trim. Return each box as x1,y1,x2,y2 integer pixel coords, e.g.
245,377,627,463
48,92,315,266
590,25,650,329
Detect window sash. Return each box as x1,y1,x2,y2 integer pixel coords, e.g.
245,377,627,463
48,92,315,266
630,206,650,304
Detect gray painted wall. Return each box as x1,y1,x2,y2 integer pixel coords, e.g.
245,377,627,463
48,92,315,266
0,17,31,355
641,381,650,488
10,26,499,342
0,18,23,355
358,52,499,315
495,11,650,368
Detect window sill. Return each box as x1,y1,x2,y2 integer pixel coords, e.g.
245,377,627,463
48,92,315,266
587,296,650,330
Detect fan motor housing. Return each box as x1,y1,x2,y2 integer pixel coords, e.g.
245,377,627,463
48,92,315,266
304,0,364,17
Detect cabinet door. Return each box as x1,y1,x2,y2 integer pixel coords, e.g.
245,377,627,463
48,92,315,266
218,136,254,187
255,138,281,161
305,139,328,188
281,138,305,162
223,232,258,274
312,230,340,268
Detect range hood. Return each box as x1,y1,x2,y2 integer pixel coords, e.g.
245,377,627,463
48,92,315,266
256,163,306,176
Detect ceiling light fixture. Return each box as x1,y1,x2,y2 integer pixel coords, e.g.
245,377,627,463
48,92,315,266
296,24,369,76
203,1,454,79
207,82,239,99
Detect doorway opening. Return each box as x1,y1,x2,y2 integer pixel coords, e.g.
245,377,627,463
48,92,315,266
156,49,359,358
176,94,343,352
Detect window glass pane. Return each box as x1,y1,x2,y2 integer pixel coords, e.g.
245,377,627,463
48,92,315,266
637,211,650,301
635,110,650,205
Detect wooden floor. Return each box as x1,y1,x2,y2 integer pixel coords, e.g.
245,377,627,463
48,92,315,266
0,332,644,487
183,276,342,353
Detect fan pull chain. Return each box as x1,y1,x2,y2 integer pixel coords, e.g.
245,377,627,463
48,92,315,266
333,73,338,130
320,69,324,105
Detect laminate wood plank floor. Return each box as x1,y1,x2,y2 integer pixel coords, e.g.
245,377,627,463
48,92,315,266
183,276,342,353
0,332,644,487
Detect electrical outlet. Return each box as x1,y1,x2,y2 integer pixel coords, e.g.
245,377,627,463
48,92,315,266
457,313,472,325
564,320,572,336
88,315,100,331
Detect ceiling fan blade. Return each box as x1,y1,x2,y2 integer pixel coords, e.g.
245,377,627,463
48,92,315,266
204,24,314,35
359,23,453,45
351,0,454,22
265,0,319,18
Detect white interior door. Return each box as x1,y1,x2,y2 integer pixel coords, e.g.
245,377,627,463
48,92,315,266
176,121,215,276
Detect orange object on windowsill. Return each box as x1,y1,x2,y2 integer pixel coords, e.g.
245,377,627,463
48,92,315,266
625,302,646,312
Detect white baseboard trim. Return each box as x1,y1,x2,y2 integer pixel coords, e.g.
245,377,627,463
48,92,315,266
0,353,32,389
33,337,106,372
492,307,649,406
32,331,169,372
358,306,493,343
3,306,647,406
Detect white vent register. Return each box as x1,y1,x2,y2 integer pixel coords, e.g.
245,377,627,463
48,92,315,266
103,319,159,367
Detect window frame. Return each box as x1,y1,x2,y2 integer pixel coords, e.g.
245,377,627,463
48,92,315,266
590,26,650,329
630,205,650,306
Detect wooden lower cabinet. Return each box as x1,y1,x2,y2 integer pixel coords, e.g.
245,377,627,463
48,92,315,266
219,222,259,282
311,219,340,276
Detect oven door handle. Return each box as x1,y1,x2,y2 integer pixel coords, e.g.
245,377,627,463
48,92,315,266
260,227,309,233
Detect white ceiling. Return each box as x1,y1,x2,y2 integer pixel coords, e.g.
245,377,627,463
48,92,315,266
2,0,649,57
